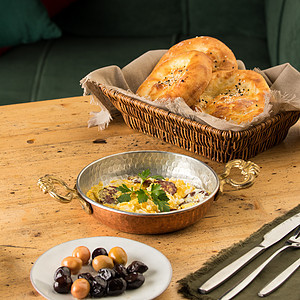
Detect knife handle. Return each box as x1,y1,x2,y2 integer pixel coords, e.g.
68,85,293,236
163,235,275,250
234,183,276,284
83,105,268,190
198,246,264,294
258,257,300,297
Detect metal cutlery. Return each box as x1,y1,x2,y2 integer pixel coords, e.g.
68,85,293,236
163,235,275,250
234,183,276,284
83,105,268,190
198,212,300,294
219,226,300,300
258,257,300,297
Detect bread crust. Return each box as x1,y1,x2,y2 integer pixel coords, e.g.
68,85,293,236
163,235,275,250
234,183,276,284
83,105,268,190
193,70,270,124
136,50,213,107
156,36,238,72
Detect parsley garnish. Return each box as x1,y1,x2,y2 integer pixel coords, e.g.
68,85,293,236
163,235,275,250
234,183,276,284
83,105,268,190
116,169,170,212
151,183,170,212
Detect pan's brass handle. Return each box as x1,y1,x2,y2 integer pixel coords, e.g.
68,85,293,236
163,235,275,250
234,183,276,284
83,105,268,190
37,174,92,214
218,159,260,193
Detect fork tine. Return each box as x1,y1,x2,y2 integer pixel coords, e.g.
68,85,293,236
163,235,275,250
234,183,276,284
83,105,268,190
288,225,300,242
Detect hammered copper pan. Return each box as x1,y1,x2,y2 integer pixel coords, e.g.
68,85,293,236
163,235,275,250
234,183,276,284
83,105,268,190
38,151,259,234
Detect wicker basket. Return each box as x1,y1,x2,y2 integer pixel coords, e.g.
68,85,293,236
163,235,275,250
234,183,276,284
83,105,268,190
88,81,300,163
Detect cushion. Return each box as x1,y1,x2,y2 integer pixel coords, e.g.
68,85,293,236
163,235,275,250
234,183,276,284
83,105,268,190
276,0,300,70
265,0,300,71
0,35,174,105
188,0,266,39
0,47,10,56
53,0,183,37
265,0,284,67
0,41,49,104
41,0,78,17
0,0,61,48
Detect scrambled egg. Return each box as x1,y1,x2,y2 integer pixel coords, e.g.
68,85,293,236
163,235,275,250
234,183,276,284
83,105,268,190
87,177,209,214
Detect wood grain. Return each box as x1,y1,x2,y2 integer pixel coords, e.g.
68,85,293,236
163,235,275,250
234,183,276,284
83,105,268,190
0,96,299,299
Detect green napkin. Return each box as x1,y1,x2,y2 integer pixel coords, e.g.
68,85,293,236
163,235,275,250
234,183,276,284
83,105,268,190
178,204,300,299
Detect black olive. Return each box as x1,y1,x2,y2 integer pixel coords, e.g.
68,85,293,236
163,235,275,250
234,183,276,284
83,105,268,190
78,272,95,285
78,273,107,297
54,266,71,280
98,268,116,281
90,276,107,298
92,247,108,259
113,264,128,278
53,275,73,294
125,272,145,289
106,278,127,296
127,261,148,274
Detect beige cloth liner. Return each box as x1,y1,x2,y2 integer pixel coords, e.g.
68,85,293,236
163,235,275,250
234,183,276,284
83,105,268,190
80,50,300,131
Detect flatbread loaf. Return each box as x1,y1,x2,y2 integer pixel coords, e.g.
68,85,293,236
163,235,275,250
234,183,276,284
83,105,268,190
193,70,270,124
155,36,238,72
136,50,213,107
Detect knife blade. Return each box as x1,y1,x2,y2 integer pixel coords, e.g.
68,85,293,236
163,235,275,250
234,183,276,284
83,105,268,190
258,257,300,297
198,212,300,294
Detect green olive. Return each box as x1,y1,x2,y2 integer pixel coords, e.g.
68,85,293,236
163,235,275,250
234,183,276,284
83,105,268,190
92,255,114,271
108,246,128,265
72,246,90,265
61,256,82,275
71,278,90,299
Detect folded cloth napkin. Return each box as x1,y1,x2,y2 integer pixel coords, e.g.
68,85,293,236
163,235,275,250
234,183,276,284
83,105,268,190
255,63,300,113
81,50,300,131
177,204,300,300
80,50,167,129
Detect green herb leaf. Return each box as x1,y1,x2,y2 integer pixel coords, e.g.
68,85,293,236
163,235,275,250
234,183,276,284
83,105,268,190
150,183,170,212
116,184,131,193
137,189,148,203
115,170,170,212
153,199,170,212
151,183,161,191
151,175,165,180
158,190,169,202
138,169,150,181
151,183,164,198
117,193,131,203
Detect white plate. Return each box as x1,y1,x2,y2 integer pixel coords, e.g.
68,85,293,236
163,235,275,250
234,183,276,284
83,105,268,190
30,236,172,300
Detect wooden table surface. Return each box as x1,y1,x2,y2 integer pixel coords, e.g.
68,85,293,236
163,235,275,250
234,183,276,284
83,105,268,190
1,95,299,299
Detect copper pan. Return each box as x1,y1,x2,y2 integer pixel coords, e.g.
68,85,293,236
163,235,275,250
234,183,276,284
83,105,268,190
38,151,259,234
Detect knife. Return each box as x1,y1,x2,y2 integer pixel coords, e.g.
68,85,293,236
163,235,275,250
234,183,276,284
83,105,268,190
258,257,300,297
198,212,300,294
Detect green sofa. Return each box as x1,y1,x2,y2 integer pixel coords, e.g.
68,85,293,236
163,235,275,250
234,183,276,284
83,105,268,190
0,0,299,106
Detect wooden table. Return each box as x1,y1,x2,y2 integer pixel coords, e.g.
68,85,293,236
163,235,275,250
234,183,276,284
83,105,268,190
1,96,299,299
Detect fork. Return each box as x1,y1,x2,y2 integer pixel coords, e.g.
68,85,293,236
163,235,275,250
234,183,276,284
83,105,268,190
219,226,300,300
